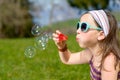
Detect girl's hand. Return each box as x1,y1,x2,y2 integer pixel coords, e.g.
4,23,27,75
52,30,68,49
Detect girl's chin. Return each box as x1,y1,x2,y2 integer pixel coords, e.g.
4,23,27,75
77,40,87,48
79,44,87,48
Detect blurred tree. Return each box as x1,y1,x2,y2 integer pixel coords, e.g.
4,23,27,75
0,0,33,38
67,0,109,10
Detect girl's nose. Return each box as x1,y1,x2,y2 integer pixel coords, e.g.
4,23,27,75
76,29,81,34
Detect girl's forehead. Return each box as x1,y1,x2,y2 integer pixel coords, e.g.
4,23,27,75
80,13,94,22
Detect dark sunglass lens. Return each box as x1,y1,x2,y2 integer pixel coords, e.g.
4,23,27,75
81,23,87,31
77,23,79,29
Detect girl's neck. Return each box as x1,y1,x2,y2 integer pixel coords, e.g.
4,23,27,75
89,44,102,68
88,44,102,57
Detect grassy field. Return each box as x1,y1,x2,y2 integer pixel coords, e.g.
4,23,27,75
0,19,90,80
0,36,90,80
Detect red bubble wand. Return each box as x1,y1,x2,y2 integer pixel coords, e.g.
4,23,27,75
58,33,68,41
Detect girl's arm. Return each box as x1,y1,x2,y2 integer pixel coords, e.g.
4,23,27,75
58,48,92,64
53,30,92,65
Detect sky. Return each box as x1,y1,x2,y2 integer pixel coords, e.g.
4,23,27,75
28,0,120,26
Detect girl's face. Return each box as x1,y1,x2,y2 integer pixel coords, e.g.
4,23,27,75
76,13,100,48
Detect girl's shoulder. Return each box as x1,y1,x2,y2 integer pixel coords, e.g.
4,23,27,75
102,52,119,71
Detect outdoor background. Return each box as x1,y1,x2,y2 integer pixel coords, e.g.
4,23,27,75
0,0,120,80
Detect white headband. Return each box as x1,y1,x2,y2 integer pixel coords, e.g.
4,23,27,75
89,10,110,36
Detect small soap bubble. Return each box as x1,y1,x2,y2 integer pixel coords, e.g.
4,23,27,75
24,24,53,58
24,46,36,58
47,32,53,39
34,36,47,50
42,32,49,43
31,24,43,36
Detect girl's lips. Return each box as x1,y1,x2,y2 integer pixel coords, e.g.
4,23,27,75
76,37,79,41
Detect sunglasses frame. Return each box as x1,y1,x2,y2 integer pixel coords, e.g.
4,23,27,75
77,22,102,32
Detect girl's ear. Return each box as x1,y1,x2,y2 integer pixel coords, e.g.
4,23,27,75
97,31,105,41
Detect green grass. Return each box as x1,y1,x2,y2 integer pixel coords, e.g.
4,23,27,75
42,19,79,35
0,35,90,80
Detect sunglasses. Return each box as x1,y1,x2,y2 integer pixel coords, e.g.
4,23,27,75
77,22,102,32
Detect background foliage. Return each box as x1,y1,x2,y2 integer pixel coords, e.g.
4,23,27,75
0,0,119,38
67,0,109,10
0,0,33,38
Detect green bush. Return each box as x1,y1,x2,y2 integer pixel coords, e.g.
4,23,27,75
0,0,33,38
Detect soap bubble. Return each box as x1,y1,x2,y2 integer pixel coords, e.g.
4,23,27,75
42,32,49,42
47,32,53,39
24,46,36,58
24,24,53,58
31,24,43,36
34,36,47,50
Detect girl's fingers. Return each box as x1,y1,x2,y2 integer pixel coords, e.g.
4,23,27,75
52,30,62,37
53,37,59,41
53,37,60,43
52,33,59,38
56,30,61,34
53,30,67,43
52,30,67,48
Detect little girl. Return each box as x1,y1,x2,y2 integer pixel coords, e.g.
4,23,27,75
52,10,120,80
